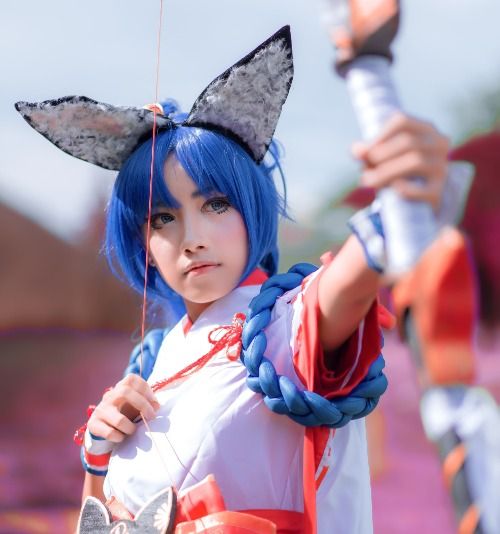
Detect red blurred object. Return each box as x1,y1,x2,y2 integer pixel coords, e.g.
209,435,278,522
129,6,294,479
338,186,375,209
450,131,500,326
175,512,276,534
175,476,227,527
340,129,500,327
175,475,280,533
104,475,280,533
392,228,476,386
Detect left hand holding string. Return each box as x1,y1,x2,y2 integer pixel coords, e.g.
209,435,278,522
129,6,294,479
351,113,450,211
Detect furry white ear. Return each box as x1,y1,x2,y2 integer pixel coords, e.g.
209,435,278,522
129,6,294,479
134,486,177,533
15,96,174,171
77,496,113,533
186,25,294,163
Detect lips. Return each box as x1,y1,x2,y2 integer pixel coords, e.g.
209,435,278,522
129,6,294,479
184,261,219,275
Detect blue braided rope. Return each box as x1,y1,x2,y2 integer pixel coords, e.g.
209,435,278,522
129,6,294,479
124,328,167,379
240,262,388,428
127,263,388,427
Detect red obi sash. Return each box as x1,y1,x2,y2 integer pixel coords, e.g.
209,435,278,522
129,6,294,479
107,474,304,533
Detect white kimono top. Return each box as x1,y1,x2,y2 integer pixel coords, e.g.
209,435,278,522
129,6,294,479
104,263,381,534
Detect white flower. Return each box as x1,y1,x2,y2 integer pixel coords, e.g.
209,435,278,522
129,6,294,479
153,502,170,532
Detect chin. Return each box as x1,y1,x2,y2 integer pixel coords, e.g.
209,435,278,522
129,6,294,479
185,286,232,305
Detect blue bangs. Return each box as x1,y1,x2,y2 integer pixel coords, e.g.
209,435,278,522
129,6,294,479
105,119,286,319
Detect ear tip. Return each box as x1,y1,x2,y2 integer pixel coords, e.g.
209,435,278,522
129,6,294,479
274,25,292,48
278,24,291,37
14,101,28,112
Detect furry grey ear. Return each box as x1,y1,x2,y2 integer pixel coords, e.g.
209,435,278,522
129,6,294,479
15,27,293,170
77,497,113,533
185,25,294,163
134,486,176,533
15,96,174,171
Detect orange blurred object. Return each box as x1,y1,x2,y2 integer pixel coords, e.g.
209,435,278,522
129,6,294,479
366,410,388,480
392,227,476,386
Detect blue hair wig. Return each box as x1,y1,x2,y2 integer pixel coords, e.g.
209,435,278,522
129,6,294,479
105,102,287,319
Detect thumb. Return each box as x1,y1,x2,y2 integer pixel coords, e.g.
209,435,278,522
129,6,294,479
351,141,369,161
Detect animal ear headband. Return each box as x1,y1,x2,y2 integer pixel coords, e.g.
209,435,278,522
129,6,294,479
15,26,293,169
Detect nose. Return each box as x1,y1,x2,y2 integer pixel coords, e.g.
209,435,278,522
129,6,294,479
181,211,206,254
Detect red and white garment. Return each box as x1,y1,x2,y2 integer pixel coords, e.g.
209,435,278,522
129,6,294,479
104,262,381,533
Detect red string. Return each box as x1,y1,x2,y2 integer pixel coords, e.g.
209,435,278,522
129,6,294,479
140,0,165,378
151,313,246,393
73,404,96,445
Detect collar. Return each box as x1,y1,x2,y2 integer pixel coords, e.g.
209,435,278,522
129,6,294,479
182,269,269,335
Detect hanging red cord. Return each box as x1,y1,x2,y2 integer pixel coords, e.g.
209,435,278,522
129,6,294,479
151,313,245,393
140,0,165,379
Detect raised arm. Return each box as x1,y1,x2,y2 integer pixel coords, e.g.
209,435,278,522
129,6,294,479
318,114,449,352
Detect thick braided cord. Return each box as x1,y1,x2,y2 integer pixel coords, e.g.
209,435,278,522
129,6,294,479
125,328,167,379
241,263,388,428
127,264,388,427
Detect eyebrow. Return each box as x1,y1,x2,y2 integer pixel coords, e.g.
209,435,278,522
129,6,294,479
191,190,205,199
191,187,220,199
152,188,221,210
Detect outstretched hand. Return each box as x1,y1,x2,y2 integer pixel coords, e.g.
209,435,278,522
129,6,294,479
352,113,450,211
87,374,160,443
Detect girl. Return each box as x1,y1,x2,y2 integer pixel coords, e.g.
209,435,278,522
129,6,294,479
16,24,449,534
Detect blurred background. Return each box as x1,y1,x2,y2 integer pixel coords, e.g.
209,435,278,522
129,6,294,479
1,0,500,532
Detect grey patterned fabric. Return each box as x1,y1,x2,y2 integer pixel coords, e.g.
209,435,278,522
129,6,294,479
15,26,293,169
186,25,293,162
77,486,176,533
15,96,174,171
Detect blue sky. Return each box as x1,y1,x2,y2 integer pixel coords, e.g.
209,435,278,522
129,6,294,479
2,0,500,239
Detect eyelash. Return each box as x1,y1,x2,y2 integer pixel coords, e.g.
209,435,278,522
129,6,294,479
205,196,230,214
149,197,230,229
150,212,174,229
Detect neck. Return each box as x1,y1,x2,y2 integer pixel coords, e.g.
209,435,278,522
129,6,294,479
184,300,214,323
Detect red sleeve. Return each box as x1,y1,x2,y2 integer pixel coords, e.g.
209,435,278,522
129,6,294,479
292,260,383,400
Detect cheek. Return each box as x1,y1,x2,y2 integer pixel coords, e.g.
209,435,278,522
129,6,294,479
223,213,248,257
228,214,247,240
148,234,175,264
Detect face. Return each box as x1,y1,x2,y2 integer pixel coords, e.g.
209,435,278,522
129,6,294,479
146,155,248,321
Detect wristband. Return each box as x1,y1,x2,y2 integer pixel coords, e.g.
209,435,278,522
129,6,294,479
80,428,115,476
348,161,475,275
80,446,112,477
348,199,386,273
74,402,115,476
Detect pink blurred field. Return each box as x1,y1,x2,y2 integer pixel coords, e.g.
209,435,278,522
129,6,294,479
1,330,499,533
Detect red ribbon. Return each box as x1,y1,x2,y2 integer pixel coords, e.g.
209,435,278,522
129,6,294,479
151,313,246,393
73,404,96,445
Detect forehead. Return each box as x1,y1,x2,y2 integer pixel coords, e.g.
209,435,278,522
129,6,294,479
158,155,219,207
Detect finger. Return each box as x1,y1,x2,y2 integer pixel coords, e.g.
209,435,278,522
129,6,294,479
102,384,157,421
106,408,138,435
91,403,138,433
87,416,129,443
107,377,159,414
114,386,158,421
121,374,160,409
365,127,449,169
361,152,447,188
393,179,444,211
362,131,418,167
351,141,369,161
372,113,435,145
